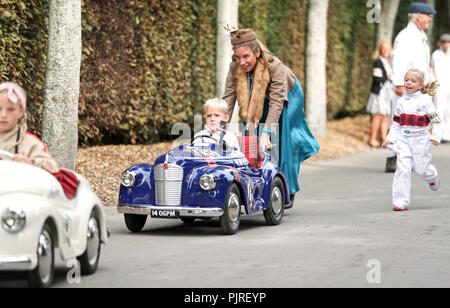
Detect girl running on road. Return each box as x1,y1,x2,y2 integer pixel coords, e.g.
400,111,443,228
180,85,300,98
382,69,442,211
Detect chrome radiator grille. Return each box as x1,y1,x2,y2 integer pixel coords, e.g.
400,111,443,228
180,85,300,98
154,163,183,205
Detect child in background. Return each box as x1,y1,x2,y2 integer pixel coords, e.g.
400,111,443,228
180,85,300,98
366,40,394,148
382,69,442,211
193,98,240,150
0,81,59,173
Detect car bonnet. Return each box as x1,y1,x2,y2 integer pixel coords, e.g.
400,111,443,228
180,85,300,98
0,161,58,196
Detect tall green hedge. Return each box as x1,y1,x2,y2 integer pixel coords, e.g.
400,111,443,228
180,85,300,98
1,0,449,145
238,0,307,84
79,0,216,145
0,0,48,135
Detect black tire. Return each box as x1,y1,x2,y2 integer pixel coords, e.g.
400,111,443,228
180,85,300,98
77,210,102,275
263,177,285,226
27,223,54,288
124,214,147,232
180,217,196,223
220,183,241,235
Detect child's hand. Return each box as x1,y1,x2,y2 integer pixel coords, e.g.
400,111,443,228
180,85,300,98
431,140,440,146
12,154,34,165
381,141,393,149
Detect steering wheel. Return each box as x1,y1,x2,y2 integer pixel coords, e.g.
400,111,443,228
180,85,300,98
191,134,230,152
191,134,219,144
0,150,14,160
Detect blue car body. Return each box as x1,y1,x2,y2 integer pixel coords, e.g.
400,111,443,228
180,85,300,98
117,142,290,233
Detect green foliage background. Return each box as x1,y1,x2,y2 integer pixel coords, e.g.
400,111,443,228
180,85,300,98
0,0,48,133
1,0,449,145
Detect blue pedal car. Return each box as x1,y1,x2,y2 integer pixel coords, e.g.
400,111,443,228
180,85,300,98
117,134,290,235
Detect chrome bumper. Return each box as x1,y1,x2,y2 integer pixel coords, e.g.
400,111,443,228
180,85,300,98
0,257,33,271
118,205,223,218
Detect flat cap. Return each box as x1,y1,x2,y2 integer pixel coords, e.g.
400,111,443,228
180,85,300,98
408,2,436,15
440,33,450,42
230,29,257,47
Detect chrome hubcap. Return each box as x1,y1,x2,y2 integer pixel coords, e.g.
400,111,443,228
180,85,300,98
86,217,100,266
227,193,240,223
37,229,53,284
271,187,283,215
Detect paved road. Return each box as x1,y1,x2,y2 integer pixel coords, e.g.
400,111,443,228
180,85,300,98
2,144,450,288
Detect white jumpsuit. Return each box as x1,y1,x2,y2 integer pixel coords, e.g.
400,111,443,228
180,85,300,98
386,92,442,208
431,48,450,141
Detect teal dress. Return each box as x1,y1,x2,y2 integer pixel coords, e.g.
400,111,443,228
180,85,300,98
257,77,320,194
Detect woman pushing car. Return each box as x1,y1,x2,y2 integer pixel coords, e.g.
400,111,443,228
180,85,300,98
222,28,320,208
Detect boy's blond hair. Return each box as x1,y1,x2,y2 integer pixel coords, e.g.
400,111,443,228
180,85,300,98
204,98,229,114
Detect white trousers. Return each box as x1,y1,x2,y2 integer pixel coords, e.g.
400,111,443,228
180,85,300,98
392,134,438,207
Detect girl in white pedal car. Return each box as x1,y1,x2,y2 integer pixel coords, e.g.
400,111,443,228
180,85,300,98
0,81,59,173
382,69,442,211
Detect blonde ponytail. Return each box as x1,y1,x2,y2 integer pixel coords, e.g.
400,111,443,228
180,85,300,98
421,81,440,96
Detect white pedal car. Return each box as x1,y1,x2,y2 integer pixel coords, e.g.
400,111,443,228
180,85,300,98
0,150,108,288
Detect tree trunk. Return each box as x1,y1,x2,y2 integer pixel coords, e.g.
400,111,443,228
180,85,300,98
216,0,239,134
425,0,435,41
216,0,238,98
42,0,81,170
305,0,329,137
377,0,400,44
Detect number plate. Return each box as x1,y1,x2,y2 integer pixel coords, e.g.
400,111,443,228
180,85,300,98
150,209,179,219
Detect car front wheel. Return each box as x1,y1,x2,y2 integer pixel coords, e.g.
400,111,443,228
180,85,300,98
124,214,147,232
180,217,196,223
28,223,54,288
78,210,101,275
263,177,285,226
220,183,241,235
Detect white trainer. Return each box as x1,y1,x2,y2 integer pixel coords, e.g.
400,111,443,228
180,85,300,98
429,178,440,192
393,205,409,211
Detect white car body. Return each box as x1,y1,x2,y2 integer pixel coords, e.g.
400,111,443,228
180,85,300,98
0,160,108,272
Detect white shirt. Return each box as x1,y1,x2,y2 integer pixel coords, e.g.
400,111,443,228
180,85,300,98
387,91,442,143
380,56,393,77
432,48,450,85
193,125,240,151
392,22,431,86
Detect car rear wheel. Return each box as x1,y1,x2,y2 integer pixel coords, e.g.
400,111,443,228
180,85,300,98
78,210,101,275
263,177,285,226
124,214,147,232
28,223,54,288
220,183,241,235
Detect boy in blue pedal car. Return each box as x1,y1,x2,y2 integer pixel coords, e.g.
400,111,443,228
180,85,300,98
193,98,240,151
118,99,290,235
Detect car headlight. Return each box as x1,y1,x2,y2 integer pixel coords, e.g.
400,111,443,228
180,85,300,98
121,170,136,187
199,174,216,191
2,208,26,233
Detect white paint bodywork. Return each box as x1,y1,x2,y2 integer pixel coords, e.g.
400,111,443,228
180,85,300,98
0,161,108,271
